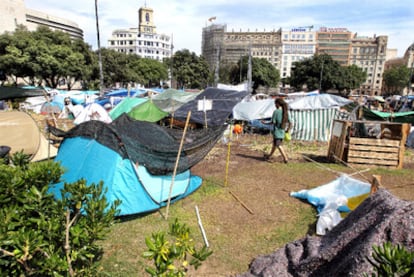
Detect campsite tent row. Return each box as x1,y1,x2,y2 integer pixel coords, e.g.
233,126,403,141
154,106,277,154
0,111,58,161
232,93,353,142
49,87,249,216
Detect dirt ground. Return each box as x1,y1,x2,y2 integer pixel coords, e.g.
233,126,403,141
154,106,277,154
31,113,414,275
188,132,414,276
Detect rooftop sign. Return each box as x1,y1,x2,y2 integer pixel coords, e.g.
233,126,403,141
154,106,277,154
319,27,349,32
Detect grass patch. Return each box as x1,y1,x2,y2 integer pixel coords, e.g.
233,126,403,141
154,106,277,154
190,176,224,202
257,203,317,249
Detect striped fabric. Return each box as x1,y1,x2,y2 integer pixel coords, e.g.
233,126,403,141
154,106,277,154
289,108,350,142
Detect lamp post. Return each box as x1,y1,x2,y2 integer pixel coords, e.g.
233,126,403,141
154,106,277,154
95,0,104,96
409,61,414,95
319,56,324,92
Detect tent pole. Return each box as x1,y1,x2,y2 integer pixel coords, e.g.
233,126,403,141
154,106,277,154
165,110,191,219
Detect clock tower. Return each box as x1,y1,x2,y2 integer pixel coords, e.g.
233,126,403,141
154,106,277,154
138,6,156,34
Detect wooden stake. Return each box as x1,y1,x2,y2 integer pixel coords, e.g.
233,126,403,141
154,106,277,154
229,190,254,214
165,110,191,219
370,175,381,194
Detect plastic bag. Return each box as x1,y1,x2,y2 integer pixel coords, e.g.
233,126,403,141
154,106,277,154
316,196,347,235
284,132,291,142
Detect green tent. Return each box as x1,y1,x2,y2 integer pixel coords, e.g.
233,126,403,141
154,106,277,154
346,103,414,124
109,97,147,120
370,110,414,124
127,99,168,122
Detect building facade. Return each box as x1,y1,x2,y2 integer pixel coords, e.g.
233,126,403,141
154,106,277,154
281,26,316,78
350,35,388,95
107,6,172,61
202,23,390,95
0,0,83,40
316,27,353,66
202,24,282,87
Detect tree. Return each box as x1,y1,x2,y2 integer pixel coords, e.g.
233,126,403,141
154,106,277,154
0,25,37,85
334,65,367,97
227,56,280,93
289,54,369,95
97,48,136,87
0,152,120,276
166,49,210,89
130,57,168,87
218,60,238,85
31,27,92,88
0,26,94,88
290,53,341,92
383,65,411,95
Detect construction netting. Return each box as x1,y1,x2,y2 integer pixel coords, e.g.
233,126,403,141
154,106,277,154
50,113,227,175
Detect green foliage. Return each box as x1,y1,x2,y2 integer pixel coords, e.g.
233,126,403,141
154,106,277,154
288,53,366,94
0,26,170,90
383,65,411,95
130,57,168,87
365,242,414,276
143,218,213,276
166,49,210,89
226,56,280,91
0,26,93,88
0,153,120,276
334,65,367,96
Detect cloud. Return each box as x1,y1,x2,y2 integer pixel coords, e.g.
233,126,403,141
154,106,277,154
24,0,414,56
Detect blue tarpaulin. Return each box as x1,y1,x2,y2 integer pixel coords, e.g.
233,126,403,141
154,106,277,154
290,174,371,213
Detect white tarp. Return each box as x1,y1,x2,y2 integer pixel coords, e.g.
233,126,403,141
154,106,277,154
73,103,112,125
217,82,248,92
287,94,352,110
232,94,352,141
233,94,352,121
286,90,319,99
232,99,275,120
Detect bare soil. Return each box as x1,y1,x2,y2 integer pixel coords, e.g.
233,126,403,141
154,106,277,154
188,132,414,276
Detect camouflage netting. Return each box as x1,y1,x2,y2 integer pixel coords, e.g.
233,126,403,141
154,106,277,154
49,113,227,175
237,189,414,277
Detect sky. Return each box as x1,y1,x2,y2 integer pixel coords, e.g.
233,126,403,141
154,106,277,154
25,0,414,57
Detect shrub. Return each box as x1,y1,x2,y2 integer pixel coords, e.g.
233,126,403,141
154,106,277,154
143,218,213,276
0,152,120,276
365,241,414,276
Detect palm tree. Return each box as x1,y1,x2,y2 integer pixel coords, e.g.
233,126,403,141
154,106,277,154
95,0,104,96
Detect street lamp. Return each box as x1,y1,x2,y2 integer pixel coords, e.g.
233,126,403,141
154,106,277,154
319,52,325,93
319,56,324,92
